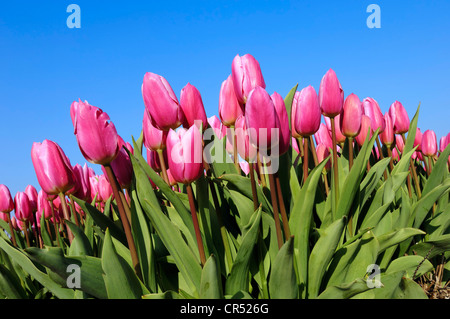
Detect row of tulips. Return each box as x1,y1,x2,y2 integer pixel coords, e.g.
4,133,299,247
1,53,450,299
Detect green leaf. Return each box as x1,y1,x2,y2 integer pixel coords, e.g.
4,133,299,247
408,234,450,260
284,83,298,131
200,254,224,299
308,217,346,299
385,255,434,279
225,208,262,296
422,143,450,197
269,236,298,299
0,264,28,299
142,291,184,299
66,220,94,257
102,229,147,299
376,228,425,254
317,278,371,299
402,104,420,156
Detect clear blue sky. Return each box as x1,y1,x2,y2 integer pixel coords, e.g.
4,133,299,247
1,0,449,198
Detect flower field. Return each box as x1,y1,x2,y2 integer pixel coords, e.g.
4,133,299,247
0,54,449,300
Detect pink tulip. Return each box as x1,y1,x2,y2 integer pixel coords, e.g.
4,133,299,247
72,100,120,165
70,163,91,201
0,212,8,223
271,92,291,155
231,54,266,105
31,140,76,195
340,93,363,138
389,101,410,134
166,126,204,184
421,130,437,157
244,86,280,151
293,85,321,137
166,169,178,187
143,109,168,151
14,192,33,223
0,185,14,214
316,144,331,172
89,176,102,203
180,83,208,130
314,123,333,150
142,72,185,131
439,134,449,153
98,175,113,202
291,91,301,139
362,97,385,133
107,146,133,190
414,128,423,152
37,190,54,220
355,115,373,146
24,185,38,213
232,115,257,162
379,112,394,147
207,115,227,140
239,162,250,176
395,135,405,154
325,114,346,144
219,75,243,127
319,69,344,118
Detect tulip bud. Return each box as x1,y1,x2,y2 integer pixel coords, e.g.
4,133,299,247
314,123,333,150
89,176,102,203
70,164,91,201
107,146,133,190
31,140,76,195
24,185,38,213
180,83,208,130
355,115,373,146
271,92,291,155
72,100,120,165
166,126,204,184
37,190,54,220
379,112,394,147
219,75,243,127
414,128,423,152
0,212,8,223
319,69,344,118
316,143,331,172
389,101,410,134
362,97,385,133
422,129,437,157
208,115,227,140
0,185,14,214
231,115,257,162
325,113,346,144
340,93,363,138
14,192,33,223
98,174,113,202
142,72,184,131
293,85,321,138
143,110,168,151
231,54,266,105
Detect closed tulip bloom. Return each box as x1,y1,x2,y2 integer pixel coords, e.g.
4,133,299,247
355,115,373,146
231,54,266,105
414,128,423,152
325,114,346,144
0,185,14,213
272,92,291,155
316,143,331,172
147,149,161,172
379,112,394,147
232,115,257,162
89,176,102,203
422,130,437,157
319,69,344,118
219,75,243,127
166,126,204,184
37,190,54,220
362,97,385,133
389,101,410,134
208,115,227,140
72,100,120,165
143,110,168,151
439,135,449,153
142,72,184,131
340,93,363,138
98,174,113,202
293,85,321,137
107,146,133,189
0,212,8,223
31,140,76,195
245,86,280,150
14,192,33,223
25,185,38,213
314,123,333,150
395,134,405,154
180,83,208,130
70,164,91,201
291,91,301,139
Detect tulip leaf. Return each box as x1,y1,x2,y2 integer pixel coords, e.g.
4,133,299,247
284,83,298,131
0,263,28,299
66,220,94,257
408,234,450,260
385,255,434,279
199,254,224,299
402,103,420,156
39,213,53,247
422,143,450,197
317,278,371,299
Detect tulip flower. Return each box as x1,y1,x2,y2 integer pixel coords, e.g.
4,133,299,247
293,86,321,138
232,115,257,162
395,134,405,154
0,212,8,223
107,146,133,189
24,185,38,213
180,83,208,130
207,115,227,140
315,123,333,151
362,97,385,133
0,184,14,214
31,140,75,196
89,175,102,203
37,190,54,220
355,115,373,147
380,113,394,147
142,72,185,131
231,54,266,105
439,136,448,153
389,101,410,134
70,163,91,201
14,192,32,223
316,144,331,172
143,109,168,151
325,114,346,144
271,92,291,156
219,75,243,127
319,69,344,118
422,130,437,157
414,128,423,152
72,100,120,165
98,174,113,202
340,93,363,138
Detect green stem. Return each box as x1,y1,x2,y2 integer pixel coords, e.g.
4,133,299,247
330,117,340,209
58,193,74,244
186,183,207,266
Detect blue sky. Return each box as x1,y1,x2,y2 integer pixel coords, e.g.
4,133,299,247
1,0,449,198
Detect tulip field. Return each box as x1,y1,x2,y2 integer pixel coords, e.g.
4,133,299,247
1,54,450,300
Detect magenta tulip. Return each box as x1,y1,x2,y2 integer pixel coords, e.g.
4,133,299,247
180,83,208,130
0,185,14,214
142,72,185,131
166,126,204,184
231,54,266,105
389,101,410,134
422,130,437,157
14,192,33,223
379,112,394,147
314,123,333,150
325,114,346,144
355,115,373,146
396,134,405,154
244,86,280,150
340,93,363,138
143,109,168,151
232,115,257,162
219,75,243,127
107,146,133,189
89,176,102,203
319,69,344,118
98,175,113,202
37,190,54,220
316,144,331,172
24,185,38,213
208,115,227,140
72,100,120,165
414,128,423,152
362,97,385,133
439,134,449,153
70,163,91,201
271,92,291,155
31,140,75,195
293,85,321,137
